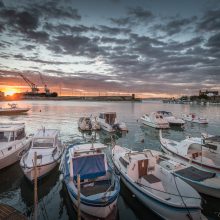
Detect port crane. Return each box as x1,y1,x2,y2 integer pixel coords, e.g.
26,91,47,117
39,73,50,94
18,73,39,94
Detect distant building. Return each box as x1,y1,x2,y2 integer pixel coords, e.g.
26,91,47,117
0,91,4,98
199,90,219,97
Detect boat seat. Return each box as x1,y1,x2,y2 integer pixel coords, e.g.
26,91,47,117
142,174,161,184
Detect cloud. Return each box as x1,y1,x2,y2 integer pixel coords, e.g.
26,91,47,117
154,16,197,35
128,6,153,21
206,32,220,48
197,9,220,32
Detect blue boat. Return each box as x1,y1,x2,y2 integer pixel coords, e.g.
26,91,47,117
61,142,120,218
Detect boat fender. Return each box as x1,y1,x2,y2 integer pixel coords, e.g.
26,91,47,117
59,174,64,181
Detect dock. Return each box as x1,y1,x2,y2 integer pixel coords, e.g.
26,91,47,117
0,204,27,220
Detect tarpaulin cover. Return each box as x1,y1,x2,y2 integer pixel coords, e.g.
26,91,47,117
73,154,106,180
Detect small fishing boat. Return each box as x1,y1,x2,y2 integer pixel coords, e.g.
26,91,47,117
159,131,220,173
20,129,63,181
0,103,30,115
61,142,120,218
98,112,128,132
0,123,32,170
182,113,208,124
157,111,185,127
141,112,170,129
158,154,220,198
78,116,100,131
112,145,205,220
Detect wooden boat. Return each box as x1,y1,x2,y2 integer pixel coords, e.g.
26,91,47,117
0,123,32,170
20,129,63,181
61,142,120,218
0,104,30,115
78,116,100,131
141,112,170,129
182,113,208,124
112,145,205,220
158,154,220,198
159,130,220,173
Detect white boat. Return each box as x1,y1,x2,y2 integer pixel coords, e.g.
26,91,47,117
0,123,32,170
201,133,220,153
182,113,208,124
159,131,220,173
97,112,128,132
20,129,63,181
78,116,100,131
141,112,170,129
157,111,185,126
0,103,30,115
61,142,120,218
158,154,220,198
112,145,205,220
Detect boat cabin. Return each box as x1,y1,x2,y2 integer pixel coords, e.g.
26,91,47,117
31,129,59,148
99,112,116,125
157,111,172,117
0,123,25,143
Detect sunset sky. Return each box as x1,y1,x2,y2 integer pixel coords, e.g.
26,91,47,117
0,0,220,97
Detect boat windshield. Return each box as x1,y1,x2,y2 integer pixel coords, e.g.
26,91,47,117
0,131,11,142
32,138,54,148
105,113,116,125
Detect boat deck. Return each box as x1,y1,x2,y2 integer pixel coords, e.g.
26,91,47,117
175,166,215,181
81,180,113,197
0,204,27,220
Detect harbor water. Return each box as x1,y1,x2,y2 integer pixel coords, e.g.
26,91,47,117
0,100,220,220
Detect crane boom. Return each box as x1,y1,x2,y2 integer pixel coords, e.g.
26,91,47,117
18,73,39,93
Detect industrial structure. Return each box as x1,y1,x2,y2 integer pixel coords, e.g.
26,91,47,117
18,73,58,97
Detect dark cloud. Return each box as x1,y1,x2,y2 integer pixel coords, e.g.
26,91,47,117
155,16,197,35
98,25,131,35
110,17,133,26
206,32,220,48
197,9,220,32
100,37,130,44
128,6,153,21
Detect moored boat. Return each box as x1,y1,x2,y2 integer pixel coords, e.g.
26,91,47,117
0,103,30,115
112,145,205,220
20,128,63,181
78,116,100,131
0,123,32,170
61,142,120,218
158,154,220,198
98,112,128,132
159,130,220,173
140,112,170,129
182,113,208,124
157,111,185,127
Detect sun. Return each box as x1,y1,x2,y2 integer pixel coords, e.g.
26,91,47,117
4,88,18,96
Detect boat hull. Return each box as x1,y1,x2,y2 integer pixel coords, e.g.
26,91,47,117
22,160,58,181
118,168,203,220
141,119,169,129
65,182,117,218
0,141,30,170
0,109,30,115
174,174,220,198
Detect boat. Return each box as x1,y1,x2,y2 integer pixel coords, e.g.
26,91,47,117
97,112,128,132
157,111,185,127
158,154,220,198
20,128,63,181
78,116,100,131
61,142,120,218
112,145,205,220
140,112,170,129
159,131,220,173
0,103,30,115
182,113,208,124
0,123,32,170
201,133,220,153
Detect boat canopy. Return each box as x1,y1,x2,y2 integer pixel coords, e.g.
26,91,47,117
99,112,116,125
157,111,172,116
72,154,106,180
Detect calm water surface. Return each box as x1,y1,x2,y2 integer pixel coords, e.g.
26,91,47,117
0,100,220,220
